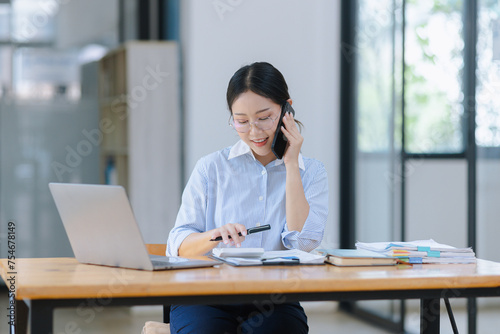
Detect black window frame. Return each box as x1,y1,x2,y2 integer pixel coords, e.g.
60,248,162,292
339,0,483,332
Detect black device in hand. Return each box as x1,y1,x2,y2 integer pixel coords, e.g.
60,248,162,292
210,224,271,241
271,101,296,159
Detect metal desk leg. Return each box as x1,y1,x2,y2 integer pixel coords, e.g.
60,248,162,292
163,305,170,324
15,299,29,334
467,297,477,334
421,298,440,334
30,300,54,334
444,298,459,334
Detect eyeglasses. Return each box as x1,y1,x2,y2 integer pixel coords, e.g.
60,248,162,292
229,115,280,133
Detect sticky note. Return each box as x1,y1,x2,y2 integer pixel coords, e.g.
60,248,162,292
409,257,423,264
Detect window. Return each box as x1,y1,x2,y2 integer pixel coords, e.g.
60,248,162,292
404,0,464,153
0,4,10,40
476,1,500,147
11,0,57,43
0,46,12,98
356,0,396,153
13,47,80,100
341,1,500,333
1,0,90,101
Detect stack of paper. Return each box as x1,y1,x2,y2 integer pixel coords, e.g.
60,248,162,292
263,249,325,265
355,239,476,264
212,248,265,266
211,248,325,266
212,248,265,258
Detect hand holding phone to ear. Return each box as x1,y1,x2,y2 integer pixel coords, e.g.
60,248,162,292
278,105,309,234
279,110,303,167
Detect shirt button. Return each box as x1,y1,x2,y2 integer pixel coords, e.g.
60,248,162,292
259,196,264,201
261,170,266,175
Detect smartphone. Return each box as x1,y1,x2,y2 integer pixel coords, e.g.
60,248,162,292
271,101,296,159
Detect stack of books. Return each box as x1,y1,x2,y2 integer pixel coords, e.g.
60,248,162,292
355,239,476,264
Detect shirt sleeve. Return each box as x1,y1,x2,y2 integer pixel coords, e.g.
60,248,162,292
166,159,208,256
281,162,329,252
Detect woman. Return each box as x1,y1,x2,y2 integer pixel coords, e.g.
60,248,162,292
167,62,328,334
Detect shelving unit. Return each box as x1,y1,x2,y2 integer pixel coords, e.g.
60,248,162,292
98,41,180,243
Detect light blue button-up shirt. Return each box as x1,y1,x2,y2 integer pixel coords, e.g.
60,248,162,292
166,140,328,256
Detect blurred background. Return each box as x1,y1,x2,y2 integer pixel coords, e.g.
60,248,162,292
0,0,499,333
0,0,339,258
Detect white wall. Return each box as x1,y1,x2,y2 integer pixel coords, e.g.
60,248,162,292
356,155,396,243
477,159,500,262
180,0,341,247
56,0,119,49
406,160,468,248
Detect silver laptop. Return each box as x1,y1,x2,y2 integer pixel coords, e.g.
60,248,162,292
49,182,218,271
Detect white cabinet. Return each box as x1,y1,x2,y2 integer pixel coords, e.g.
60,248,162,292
99,41,180,243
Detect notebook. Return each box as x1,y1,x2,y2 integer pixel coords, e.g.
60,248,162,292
211,248,326,266
49,183,218,271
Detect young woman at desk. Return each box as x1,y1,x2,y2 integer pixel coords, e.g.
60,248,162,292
166,62,329,334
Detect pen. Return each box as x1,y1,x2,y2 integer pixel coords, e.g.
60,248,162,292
210,224,271,241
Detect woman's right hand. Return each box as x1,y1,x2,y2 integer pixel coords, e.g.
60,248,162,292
178,223,248,257
210,223,247,247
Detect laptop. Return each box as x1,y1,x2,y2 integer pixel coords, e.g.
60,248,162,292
49,182,218,271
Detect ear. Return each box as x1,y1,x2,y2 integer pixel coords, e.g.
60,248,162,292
287,99,293,106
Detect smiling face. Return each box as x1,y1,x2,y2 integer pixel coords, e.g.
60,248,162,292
231,91,281,166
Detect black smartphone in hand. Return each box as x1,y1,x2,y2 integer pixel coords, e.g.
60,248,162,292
271,101,296,159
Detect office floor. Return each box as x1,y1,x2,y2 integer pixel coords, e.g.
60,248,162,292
1,288,499,333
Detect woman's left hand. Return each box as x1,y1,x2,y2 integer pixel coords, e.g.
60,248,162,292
281,112,303,167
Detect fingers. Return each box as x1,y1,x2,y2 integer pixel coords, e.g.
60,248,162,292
281,112,303,164
282,112,296,133
282,113,302,141
224,223,245,247
211,223,247,247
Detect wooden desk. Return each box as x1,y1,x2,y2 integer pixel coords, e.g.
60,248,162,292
2,258,500,334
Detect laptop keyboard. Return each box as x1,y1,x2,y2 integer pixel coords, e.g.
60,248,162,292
151,257,190,267
151,260,170,267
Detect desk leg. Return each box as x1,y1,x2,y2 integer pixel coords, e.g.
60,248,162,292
163,305,170,324
15,299,29,334
421,298,440,334
30,300,54,334
467,297,477,334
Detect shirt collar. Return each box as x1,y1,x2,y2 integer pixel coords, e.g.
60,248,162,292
228,140,305,170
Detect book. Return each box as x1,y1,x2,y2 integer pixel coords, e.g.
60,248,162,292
210,248,325,266
318,249,399,267
355,239,476,264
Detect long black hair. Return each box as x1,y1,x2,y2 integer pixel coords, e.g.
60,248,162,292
226,62,290,112
226,62,302,129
